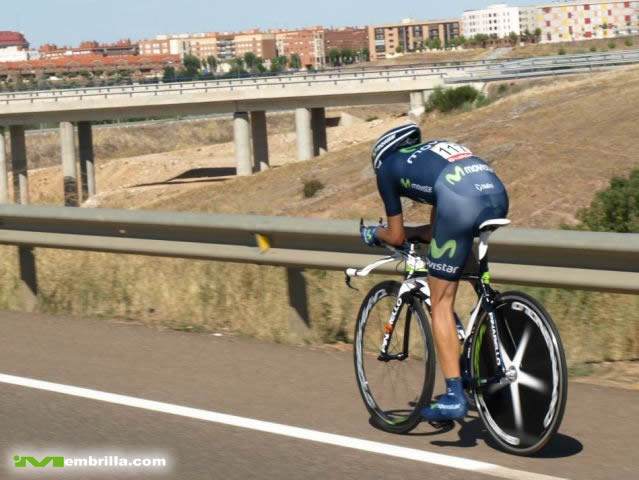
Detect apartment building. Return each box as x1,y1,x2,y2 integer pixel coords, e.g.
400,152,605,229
234,30,276,59
0,54,180,78
462,3,540,38
274,27,325,68
0,31,40,62
367,18,461,60
324,27,369,52
40,39,137,58
536,0,639,42
519,6,538,33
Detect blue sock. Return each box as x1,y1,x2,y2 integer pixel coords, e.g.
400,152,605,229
421,377,468,422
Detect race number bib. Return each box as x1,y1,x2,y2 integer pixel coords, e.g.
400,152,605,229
431,142,473,162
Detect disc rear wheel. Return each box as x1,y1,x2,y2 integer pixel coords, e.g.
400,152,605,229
471,291,567,455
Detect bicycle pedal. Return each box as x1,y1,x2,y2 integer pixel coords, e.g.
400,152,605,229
428,420,454,429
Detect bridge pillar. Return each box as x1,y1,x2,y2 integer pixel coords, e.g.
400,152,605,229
60,121,79,206
78,121,96,201
9,125,37,312
233,112,252,176
10,126,29,205
311,107,327,156
295,107,313,162
0,127,8,203
250,111,269,172
409,90,426,123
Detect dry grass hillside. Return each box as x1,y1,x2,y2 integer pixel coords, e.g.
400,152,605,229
1,67,638,368
509,35,639,58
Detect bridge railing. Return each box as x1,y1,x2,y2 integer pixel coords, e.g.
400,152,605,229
0,205,637,313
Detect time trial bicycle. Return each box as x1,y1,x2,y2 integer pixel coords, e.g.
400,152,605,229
345,218,568,456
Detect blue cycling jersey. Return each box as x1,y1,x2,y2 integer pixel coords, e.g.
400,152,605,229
375,140,509,281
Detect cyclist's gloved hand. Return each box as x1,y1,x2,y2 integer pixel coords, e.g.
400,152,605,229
361,225,381,247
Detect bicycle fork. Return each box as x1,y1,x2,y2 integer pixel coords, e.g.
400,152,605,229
378,279,429,362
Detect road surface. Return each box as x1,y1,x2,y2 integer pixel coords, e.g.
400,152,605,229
0,311,636,479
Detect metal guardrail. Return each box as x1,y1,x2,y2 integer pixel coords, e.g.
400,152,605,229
0,205,637,295
445,66,616,83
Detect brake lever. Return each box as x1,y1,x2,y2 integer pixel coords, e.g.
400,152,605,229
344,272,359,291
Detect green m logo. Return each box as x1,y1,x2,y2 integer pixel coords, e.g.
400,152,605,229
445,166,465,185
400,178,411,189
14,455,65,468
430,239,457,259
399,142,426,153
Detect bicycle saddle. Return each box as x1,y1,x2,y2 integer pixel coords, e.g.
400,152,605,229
478,218,510,260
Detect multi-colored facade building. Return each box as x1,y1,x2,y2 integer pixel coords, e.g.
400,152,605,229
536,1,639,42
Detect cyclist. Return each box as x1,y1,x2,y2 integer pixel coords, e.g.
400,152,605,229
361,123,509,422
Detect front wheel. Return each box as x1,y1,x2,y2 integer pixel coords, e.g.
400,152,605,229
353,281,436,434
470,291,568,455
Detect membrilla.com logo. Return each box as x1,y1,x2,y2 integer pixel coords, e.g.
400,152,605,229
12,451,169,471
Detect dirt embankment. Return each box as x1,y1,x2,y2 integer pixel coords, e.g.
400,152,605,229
1,68,638,372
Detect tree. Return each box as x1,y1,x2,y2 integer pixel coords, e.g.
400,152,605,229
229,57,246,75
328,48,341,66
252,56,266,73
360,47,370,62
534,28,542,41
182,54,201,77
207,55,218,73
509,31,519,45
276,55,288,70
573,169,639,233
395,45,405,54
341,48,355,63
473,33,489,48
289,53,301,69
243,52,257,70
269,57,283,73
426,38,441,50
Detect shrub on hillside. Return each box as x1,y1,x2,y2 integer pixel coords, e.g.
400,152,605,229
608,40,617,49
558,47,567,55
572,169,639,232
625,38,633,47
303,179,325,198
425,86,485,113
590,46,597,52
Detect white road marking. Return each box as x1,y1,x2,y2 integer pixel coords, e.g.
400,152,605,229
0,373,568,480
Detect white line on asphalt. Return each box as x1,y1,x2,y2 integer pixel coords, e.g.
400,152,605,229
0,373,567,480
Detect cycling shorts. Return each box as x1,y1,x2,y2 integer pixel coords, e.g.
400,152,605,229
427,158,509,282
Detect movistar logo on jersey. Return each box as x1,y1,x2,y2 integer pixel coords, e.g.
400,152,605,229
445,164,494,185
430,239,457,259
400,178,432,194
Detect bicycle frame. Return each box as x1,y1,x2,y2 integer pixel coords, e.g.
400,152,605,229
345,241,511,390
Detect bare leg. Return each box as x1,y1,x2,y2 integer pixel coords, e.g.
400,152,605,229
428,276,460,378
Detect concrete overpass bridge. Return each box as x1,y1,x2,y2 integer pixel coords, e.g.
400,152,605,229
0,66,476,206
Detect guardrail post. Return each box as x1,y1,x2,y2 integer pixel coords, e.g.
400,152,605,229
233,112,252,176
311,107,327,156
295,108,313,161
250,111,269,172
60,121,79,206
286,267,311,341
77,121,96,201
0,127,7,203
9,125,38,312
